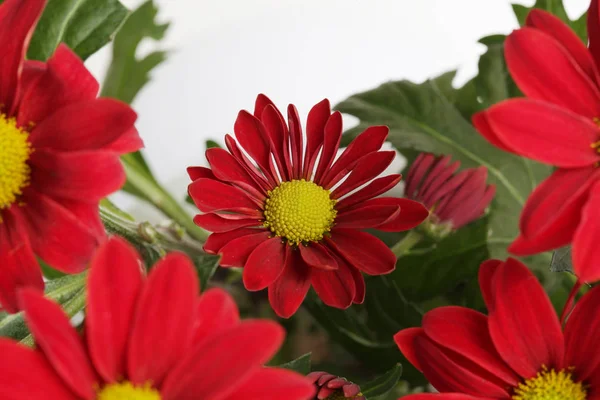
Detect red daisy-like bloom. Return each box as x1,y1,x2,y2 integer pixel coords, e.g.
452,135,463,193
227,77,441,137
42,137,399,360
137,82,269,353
394,257,600,400
0,0,141,312
472,2,600,283
404,153,495,235
0,237,315,400
188,94,428,318
308,371,365,400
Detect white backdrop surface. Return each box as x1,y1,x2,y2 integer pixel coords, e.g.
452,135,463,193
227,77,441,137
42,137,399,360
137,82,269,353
84,0,589,219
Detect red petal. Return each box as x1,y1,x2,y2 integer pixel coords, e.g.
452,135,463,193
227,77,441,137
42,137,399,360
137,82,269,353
0,0,45,115
253,93,278,119
18,44,99,125
127,253,198,386
335,204,400,229
564,286,600,382
310,258,355,309
206,148,266,199
30,149,125,202
106,126,143,154
29,99,137,152
509,234,570,256
394,327,425,372
348,264,365,304
589,0,600,68
268,248,312,318
326,229,395,275
405,153,435,198
336,174,401,210
418,156,459,203
87,237,143,383
193,213,260,233
395,395,489,400
242,237,286,290
485,99,600,167
322,126,389,188
505,27,600,118
219,230,271,267
423,307,519,387
0,209,43,313
303,99,331,179
452,185,496,229
225,134,274,192
331,151,395,199
572,183,600,283
526,10,599,85
261,104,291,181
191,288,240,345
222,367,315,400
516,167,598,252
161,321,284,400
472,112,515,153
287,104,304,179
299,243,338,270
21,191,101,273
414,334,510,397
488,258,564,378
478,259,502,311
0,339,77,400
203,228,263,254
19,289,97,399
187,166,216,181
314,112,343,184
188,178,261,214
234,110,277,185
361,198,429,232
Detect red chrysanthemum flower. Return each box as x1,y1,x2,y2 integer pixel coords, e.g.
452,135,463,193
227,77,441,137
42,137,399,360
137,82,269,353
472,2,600,283
404,153,495,236
394,257,600,400
0,0,142,312
0,237,315,400
188,94,428,318
308,372,365,400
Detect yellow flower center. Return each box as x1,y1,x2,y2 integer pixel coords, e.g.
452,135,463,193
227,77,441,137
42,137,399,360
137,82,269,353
0,114,32,210
263,179,337,245
96,381,161,400
512,368,586,400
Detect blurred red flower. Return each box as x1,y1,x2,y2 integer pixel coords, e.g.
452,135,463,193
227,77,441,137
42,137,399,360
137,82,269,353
404,153,495,235
308,371,365,400
473,2,600,283
0,237,315,400
395,258,600,400
0,0,142,312
188,94,428,318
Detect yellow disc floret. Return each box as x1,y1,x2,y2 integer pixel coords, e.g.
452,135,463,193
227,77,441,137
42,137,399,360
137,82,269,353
0,114,32,210
97,381,162,400
263,179,337,245
512,368,587,400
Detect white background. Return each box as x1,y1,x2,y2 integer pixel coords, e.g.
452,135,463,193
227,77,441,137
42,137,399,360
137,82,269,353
85,0,589,219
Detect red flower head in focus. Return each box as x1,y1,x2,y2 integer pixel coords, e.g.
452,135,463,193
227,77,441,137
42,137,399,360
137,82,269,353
0,0,142,312
188,94,429,318
473,1,600,284
395,258,600,400
404,153,495,238
308,371,365,400
0,237,315,400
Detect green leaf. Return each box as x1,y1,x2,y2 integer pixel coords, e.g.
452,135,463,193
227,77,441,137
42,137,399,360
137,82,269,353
194,254,221,289
512,0,587,42
25,0,128,61
0,272,87,341
550,246,573,273
336,76,552,264
361,363,403,399
393,217,490,301
101,0,169,191
278,353,312,375
206,140,222,149
101,0,169,104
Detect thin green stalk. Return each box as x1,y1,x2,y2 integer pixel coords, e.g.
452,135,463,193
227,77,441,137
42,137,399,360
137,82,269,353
391,230,423,257
123,162,208,242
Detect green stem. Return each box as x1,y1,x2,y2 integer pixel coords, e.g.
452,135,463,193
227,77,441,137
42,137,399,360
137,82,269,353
123,162,208,242
391,230,423,257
